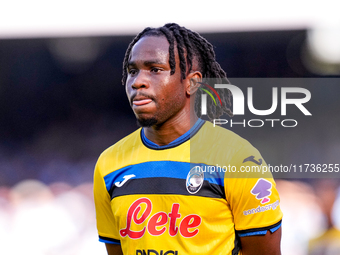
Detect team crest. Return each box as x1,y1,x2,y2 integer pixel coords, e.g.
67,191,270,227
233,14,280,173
186,166,204,194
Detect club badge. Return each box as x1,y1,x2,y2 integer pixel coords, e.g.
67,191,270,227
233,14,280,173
186,166,204,194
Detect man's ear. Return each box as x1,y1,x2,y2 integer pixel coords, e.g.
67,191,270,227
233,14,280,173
186,71,202,96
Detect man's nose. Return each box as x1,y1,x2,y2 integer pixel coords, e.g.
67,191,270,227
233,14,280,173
131,70,150,90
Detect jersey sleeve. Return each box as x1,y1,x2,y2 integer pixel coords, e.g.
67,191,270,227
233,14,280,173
93,158,121,244
225,142,283,237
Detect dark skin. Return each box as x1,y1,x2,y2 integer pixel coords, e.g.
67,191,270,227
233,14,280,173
125,36,200,145
106,35,281,255
105,243,123,255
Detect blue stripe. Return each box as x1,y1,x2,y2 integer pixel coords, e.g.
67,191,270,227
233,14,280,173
238,223,281,237
270,223,281,233
141,119,205,149
238,230,267,237
104,161,225,193
99,237,120,244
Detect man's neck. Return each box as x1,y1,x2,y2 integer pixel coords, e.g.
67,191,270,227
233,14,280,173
143,111,198,146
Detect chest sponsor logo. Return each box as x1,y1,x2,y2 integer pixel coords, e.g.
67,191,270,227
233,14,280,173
250,178,272,204
186,166,204,194
120,198,201,239
115,174,136,187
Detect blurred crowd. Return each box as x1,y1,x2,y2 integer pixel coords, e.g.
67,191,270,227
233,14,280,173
278,179,340,255
0,180,107,255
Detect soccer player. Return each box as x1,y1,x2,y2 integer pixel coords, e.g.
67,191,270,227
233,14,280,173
94,23,283,255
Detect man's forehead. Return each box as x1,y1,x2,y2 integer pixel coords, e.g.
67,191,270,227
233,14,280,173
128,59,166,66
133,36,169,53
129,36,170,63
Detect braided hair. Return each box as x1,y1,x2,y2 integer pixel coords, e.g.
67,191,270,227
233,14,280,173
122,23,233,120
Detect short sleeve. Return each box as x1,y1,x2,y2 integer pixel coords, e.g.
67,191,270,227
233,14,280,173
93,160,121,244
225,143,283,236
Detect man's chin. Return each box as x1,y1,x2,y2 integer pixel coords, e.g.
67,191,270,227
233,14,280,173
136,117,158,127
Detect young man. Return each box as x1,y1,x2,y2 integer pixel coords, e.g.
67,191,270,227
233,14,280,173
94,23,283,255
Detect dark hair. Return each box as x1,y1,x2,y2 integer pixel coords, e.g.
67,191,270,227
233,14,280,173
122,23,233,120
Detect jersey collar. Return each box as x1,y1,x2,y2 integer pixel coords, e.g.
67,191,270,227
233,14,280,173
141,119,205,150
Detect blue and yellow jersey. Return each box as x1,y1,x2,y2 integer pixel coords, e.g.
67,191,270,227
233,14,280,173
93,119,282,255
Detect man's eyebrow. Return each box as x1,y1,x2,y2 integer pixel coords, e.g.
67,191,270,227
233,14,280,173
144,60,166,66
127,61,136,67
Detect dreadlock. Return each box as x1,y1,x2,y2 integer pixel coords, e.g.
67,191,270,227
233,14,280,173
122,23,233,120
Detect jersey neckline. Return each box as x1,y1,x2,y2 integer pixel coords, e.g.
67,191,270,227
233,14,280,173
140,119,205,150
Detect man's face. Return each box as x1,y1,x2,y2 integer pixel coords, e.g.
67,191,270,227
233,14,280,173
125,36,188,127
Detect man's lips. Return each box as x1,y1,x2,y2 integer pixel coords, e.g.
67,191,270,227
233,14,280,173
132,98,153,106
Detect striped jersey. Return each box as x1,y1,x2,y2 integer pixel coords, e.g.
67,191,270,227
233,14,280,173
93,119,283,255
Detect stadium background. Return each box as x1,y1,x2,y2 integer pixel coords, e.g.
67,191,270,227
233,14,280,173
1,3,340,254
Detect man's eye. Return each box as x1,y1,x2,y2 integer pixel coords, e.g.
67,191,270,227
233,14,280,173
128,69,137,75
151,67,162,73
